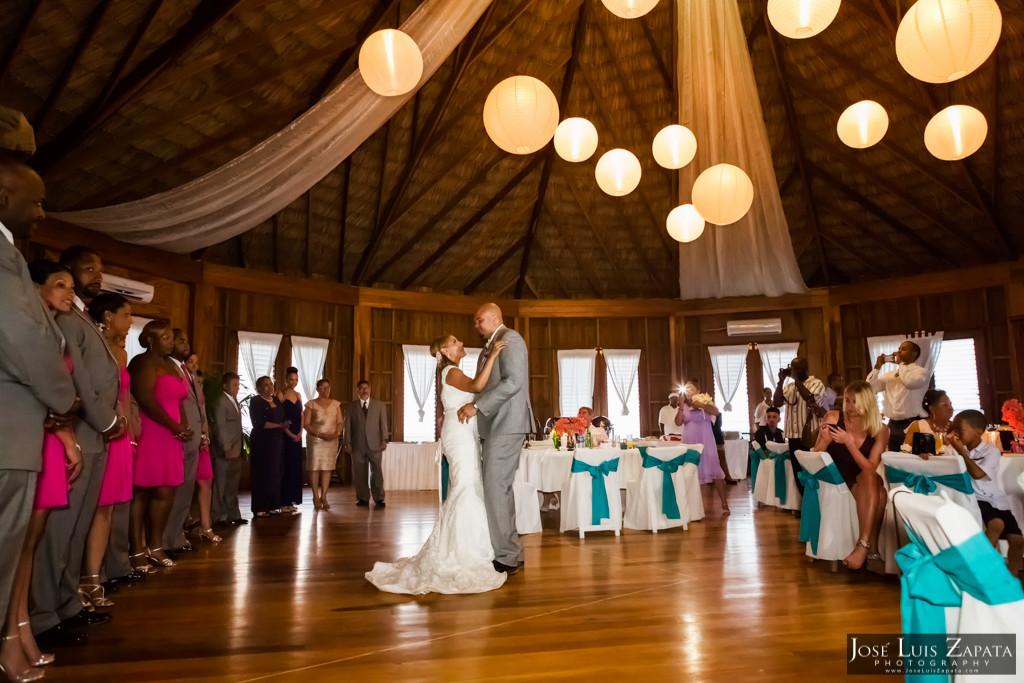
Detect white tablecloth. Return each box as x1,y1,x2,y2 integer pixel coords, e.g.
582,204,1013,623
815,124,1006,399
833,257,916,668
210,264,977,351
723,439,749,480
517,446,678,493
998,454,1024,529
382,442,439,491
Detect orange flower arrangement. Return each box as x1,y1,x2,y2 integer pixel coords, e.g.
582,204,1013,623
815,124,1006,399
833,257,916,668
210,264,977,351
1002,399,1024,436
554,416,587,437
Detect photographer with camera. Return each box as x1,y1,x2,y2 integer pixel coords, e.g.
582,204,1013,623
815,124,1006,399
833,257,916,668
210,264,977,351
773,357,826,495
866,340,931,451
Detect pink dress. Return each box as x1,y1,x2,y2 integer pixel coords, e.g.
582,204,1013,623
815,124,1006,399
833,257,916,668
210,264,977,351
681,403,725,485
196,445,213,482
34,355,73,510
98,366,134,505
134,372,188,488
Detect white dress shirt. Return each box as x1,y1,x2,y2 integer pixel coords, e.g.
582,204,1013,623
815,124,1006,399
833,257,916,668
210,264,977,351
967,442,1010,509
866,362,931,421
0,220,13,244
658,404,683,436
752,400,771,428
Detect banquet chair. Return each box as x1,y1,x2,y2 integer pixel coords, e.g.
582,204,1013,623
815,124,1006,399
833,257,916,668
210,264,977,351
559,449,623,538
623,444,703,533
793,450,858,570
752,442,801,511
513,480,543,534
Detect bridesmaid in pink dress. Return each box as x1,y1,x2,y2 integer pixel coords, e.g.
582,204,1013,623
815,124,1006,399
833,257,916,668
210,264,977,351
678,381,730,515
128,321,192,571
78,293,134,608
4,261,83,672
184,354,220,544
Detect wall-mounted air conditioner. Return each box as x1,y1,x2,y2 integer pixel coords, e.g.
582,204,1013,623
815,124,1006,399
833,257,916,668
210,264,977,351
727,318,781,336
100,274,155,303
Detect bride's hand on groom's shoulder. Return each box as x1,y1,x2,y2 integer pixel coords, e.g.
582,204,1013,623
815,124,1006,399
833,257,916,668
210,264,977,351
491,340,507,355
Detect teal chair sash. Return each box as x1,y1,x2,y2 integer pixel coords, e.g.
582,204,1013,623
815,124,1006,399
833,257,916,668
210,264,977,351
796,463,845,555
571,457,620,525
638,447,701,520
768,449,791,505
441,455,450,502
884,465,974,496
749,446,769,492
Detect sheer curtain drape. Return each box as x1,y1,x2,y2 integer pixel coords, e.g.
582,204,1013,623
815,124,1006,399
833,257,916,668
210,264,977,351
558,350,596,417
675,0,805,298
708,345,748,411
291,336,329,401
124,316,152,362
403,345,436,423
237,331,282,398
53,0,493,253
758,342,800,389
603,350,641,417
867,333,944,375
459,348,482,379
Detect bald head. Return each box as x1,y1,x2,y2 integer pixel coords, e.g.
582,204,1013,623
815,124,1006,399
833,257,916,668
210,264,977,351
0,157,45,238
474,302,504,338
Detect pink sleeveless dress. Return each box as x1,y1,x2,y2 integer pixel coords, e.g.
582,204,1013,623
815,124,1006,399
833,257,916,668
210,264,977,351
34,354,74,510
99,366,134,505
134,372,188,488
196,445,213,482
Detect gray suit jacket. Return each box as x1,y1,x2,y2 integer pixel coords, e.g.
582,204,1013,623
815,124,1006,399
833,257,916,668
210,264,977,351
57,307,120,454
0,236,77,470
344,399,388,453
212,393,243,460
474,326,533,438
173,361,203,452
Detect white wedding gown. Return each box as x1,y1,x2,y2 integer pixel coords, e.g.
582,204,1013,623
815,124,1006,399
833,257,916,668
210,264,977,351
365,366,506,594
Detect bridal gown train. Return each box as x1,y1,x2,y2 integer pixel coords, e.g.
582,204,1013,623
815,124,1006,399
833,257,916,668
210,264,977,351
366,366,506,594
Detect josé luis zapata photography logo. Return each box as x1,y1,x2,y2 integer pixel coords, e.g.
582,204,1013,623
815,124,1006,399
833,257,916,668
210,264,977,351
847,634,1016,676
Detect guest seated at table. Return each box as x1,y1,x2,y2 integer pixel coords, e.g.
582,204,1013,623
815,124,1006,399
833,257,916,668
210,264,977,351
814,381,889,572
752,407,785,450
947,410,1023,577
903,389,953,457
577,407,607,444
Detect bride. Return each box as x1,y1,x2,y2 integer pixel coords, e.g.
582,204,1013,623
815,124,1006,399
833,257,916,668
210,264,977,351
365,334,508,594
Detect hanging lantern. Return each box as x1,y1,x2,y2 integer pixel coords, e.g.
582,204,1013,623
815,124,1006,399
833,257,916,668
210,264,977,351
600,0,660,19
691,164,754,226
358,29,423,97
652,125,697,170
896,0,1002,83
767,0,842,39
924,105,987,161
483,76,559,155
595,149,642,197
666,204,706,243
553,117,599,162
836,100,889,149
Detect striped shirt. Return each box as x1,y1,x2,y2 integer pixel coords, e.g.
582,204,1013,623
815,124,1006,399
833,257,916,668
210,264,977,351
781,377,826,440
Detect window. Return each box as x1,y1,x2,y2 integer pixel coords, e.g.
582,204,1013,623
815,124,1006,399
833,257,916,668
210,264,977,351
557,350,596,417
933,338,982,413
604,349,641,439
402,345,437,443
716,362,750,436
459,349,482,379
291,336,329,445
709,345,750,436
124,316,153,362
237,331,282,434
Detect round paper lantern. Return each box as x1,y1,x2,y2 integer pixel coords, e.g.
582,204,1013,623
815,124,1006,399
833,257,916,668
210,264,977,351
553,117,598,162
836,100,889,149
767,0,841,39
896,0,1002,83
652,125,697,169
358,29,423,96
666,204,706,243
483,76,559,155
691,164,754,226
924,105,987,160
600,0,659,19
595,149,642,197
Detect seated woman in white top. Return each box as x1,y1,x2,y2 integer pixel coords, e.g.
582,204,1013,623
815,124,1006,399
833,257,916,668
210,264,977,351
903,389,953,456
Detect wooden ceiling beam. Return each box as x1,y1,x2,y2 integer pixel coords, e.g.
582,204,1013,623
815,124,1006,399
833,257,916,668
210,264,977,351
746,12,765,50
820,231,888,278
0,0,44,86
638,15,673,93
338,159,351,282
93,0,164,115
816,201,912,269
307,0,399,105
465,234,529,295
541,205,602,298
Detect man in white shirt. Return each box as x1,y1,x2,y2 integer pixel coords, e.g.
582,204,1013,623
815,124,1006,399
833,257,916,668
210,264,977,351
866,340,931,451
751,387,773,430
659,393,683,439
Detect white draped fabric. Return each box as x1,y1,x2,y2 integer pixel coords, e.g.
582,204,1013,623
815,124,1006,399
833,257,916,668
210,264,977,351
867,333,944,376
402,345,436,423
603,350,641,418
557,349,596,417
708,345,748,412
758,342,800,389
52,0,493,253
290,336,329,402
675,0,805,299
459,348,482,379
124,316,152,362
237,331,282,398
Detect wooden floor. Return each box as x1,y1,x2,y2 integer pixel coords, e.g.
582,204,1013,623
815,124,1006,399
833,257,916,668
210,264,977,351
44,484,902,682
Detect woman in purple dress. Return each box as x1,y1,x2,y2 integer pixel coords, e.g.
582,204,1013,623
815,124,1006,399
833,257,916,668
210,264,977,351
677,381,729,515
278,367,304,512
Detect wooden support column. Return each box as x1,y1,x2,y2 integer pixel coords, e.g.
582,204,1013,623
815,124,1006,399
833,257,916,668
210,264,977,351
353,303,373,383
190,279,216,366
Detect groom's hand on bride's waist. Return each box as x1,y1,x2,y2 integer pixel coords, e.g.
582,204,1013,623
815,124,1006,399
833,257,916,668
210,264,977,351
457,403,477,423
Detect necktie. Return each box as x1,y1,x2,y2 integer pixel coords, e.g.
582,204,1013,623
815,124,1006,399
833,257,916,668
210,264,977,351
362,401,368,417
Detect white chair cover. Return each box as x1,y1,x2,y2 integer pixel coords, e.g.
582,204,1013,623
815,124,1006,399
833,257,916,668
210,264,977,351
623,444,703,533
794,450,859,562
753,441,802,511
559,449,623,538
723,438,749,481
512,480,542,535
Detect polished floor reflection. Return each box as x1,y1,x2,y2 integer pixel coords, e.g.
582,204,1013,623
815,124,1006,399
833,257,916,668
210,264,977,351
44,485,899,682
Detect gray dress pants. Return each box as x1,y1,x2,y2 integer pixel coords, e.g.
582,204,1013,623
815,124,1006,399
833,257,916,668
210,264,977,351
212,455,242,523
165,445,199,549
0,471,36,626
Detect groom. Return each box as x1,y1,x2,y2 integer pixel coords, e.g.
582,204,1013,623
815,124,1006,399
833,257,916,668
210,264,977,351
458,303,533,576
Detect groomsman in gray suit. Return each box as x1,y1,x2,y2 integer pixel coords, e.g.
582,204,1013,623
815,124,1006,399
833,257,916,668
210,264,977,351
0,159,78,651
165,329,207,552
344,380,388,508
457,303,534,576
212,372,246,525
32,245,124,639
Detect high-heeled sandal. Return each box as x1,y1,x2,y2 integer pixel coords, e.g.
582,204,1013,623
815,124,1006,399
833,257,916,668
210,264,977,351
129,552,156,574
17,622,54,668
0,634,46,682
199,529,222,543
842,539,871,569
146,548,176,567
79,576,114,608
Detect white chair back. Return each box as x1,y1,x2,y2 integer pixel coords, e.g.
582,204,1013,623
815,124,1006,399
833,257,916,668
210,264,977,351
752,441,801,511
623,444,703,533
793,450,858,563
880,452,983,527
559,449,623,538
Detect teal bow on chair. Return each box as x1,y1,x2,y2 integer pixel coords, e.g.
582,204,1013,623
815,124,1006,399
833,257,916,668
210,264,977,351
768,449,791,505
571,457,620,525
797,463,845,554
884,466,974,496
749,446,769,492
441,455,450,503
638,447,701,520
896,528,1023,683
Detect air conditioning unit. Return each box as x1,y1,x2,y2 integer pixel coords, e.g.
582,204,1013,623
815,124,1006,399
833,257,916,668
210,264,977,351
727,318,781,337
100,274,155,303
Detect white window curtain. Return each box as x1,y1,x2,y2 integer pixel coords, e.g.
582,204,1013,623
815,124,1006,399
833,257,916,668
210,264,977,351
124,316,153,362
758,342,800,390
402,345,437,443
290,336,329,402
932,339,981,413
708,345,748,411
459,348,482,379
237,331,282,399
867,333,944,376
603,349,641,418
557,350,596,417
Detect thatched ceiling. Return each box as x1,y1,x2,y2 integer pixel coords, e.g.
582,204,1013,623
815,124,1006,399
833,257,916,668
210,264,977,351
2,0,1020,298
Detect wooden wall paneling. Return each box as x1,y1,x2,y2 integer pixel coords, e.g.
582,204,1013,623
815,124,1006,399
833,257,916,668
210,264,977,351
369,308,394,439
643,317,673,437
527,318,554,430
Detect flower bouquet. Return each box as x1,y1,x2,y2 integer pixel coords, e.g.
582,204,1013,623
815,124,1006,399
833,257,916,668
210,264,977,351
690,392,715,409
1000,399,1024,452
553,416,587,450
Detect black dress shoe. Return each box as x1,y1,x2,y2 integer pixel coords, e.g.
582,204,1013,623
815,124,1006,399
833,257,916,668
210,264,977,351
101,580,121,594
231,518,249,525
492,561,519,576
356,500,369,507
374,501,385,509
173,542,194,553
36,623,88,647
68,611,111,626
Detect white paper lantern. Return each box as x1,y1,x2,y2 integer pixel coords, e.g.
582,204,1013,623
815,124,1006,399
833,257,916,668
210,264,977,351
652,125,697,169
595,149,642,197
691,164,754,226
358,29,423,97
601,0,659,19
836,100,889,149
924,105,987,160
483,76,559,155
666,204,706,243
554,117,598,162
896,0,1002,83
767,0,842,39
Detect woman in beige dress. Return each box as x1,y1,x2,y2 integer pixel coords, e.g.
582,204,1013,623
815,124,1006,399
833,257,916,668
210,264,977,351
303,379,344,510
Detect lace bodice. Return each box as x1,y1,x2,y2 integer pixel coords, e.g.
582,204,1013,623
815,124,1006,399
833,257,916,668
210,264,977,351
440,366,475,413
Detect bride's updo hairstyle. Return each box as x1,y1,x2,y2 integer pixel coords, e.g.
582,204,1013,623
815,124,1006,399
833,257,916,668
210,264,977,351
430,334,457,369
